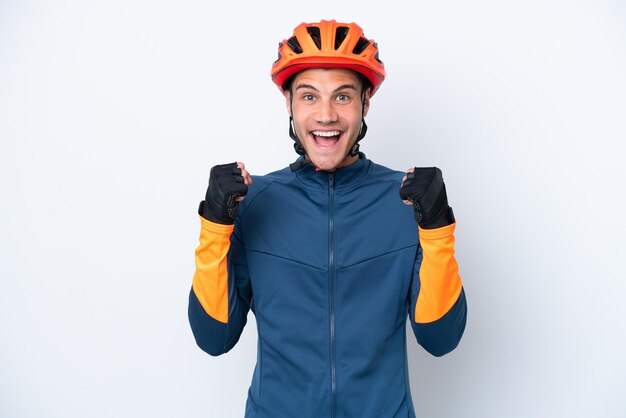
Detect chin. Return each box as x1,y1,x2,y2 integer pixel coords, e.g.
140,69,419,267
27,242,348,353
308,154,343,171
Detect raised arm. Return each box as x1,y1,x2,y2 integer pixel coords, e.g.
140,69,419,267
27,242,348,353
188,162,254,356
400,167,467,356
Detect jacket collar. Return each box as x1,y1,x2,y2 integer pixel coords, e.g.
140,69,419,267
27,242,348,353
292,152,370,191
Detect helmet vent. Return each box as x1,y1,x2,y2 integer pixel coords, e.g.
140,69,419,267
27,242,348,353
352,37,370,54
374,43,382,63
334,26,349,49
287,36,303,54
307,26,322,49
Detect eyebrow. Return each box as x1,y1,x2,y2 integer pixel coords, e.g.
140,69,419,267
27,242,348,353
294,83,358,93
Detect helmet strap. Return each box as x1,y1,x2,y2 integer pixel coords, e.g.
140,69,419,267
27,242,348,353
289,117,307,156
348,89,369,157
348,119,367,157
288,93,307,156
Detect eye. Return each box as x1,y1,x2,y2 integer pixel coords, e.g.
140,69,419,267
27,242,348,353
336,93,351,102
303,94,315,101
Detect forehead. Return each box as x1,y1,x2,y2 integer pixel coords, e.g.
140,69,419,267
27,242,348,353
292,68,363,89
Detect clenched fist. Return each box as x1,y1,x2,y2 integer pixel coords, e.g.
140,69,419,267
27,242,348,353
399,167,455,229
199,162,253,224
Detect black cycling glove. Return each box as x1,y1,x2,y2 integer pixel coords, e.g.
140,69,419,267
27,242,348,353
199,162,248,225
399,167,455,229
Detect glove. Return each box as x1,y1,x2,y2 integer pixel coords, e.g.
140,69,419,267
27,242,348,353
399,167,455,229
199,162,248,225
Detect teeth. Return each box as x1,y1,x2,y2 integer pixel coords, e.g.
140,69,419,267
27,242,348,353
312,131,340,137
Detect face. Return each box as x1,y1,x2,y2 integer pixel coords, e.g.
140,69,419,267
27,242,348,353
285,68,370,172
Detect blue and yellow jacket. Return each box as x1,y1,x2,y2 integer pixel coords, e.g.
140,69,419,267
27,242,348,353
188,155,467,418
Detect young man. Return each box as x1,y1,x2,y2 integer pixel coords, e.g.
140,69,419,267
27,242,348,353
188,20,467,418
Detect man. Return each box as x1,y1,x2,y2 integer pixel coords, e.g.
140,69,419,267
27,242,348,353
188,20,467,418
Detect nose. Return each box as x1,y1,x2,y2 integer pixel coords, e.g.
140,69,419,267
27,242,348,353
316,99,338,124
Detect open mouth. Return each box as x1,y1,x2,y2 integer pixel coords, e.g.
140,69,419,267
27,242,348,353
311,130,342,148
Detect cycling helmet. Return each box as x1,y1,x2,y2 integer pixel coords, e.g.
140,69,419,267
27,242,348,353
271,20,386,96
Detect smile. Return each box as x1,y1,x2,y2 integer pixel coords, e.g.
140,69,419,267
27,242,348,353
311,130,342,148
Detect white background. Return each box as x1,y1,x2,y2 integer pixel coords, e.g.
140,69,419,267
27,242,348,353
1,1,625,417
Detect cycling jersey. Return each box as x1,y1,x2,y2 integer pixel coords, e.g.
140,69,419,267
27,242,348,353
188,154,467,418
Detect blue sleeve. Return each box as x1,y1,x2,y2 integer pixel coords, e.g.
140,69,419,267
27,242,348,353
408,238,467,357
188,220,253,356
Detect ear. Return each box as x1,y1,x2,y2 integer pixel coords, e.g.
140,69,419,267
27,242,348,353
283,89,292,117
362,88,372,117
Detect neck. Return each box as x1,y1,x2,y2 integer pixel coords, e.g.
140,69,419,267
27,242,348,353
305,153,360,172
335,153,360,170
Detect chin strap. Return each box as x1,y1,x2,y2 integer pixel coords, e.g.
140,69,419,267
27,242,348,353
348,119,367,156
289,116,307,156
348,89,369,156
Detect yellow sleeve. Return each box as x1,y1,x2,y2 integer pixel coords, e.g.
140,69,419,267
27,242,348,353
191,217,234,324
414,222,464,324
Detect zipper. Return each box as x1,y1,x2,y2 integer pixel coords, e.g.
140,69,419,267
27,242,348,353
328,173,337,418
